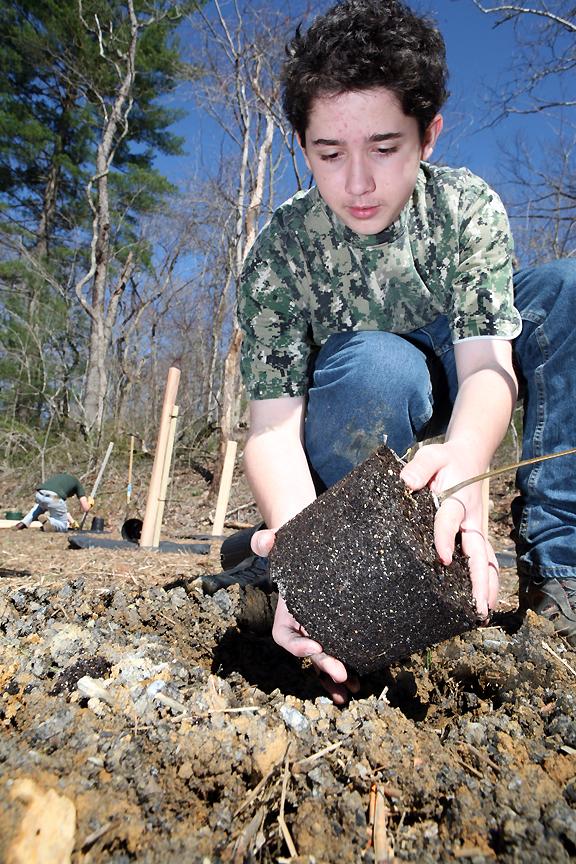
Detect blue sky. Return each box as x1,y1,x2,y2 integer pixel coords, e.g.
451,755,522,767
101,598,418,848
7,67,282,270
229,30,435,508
156,0,553,203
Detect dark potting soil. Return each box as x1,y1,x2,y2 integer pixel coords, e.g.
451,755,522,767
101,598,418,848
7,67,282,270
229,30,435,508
270,444,477,674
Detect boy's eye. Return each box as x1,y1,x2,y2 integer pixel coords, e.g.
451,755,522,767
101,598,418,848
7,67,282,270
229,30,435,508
319,152,340,161
376,146,397,156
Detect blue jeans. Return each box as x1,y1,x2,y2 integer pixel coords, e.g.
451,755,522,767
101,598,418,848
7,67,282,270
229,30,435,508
305,260,576,581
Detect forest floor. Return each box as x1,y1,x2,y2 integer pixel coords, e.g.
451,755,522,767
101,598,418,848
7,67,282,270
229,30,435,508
0,442,575,863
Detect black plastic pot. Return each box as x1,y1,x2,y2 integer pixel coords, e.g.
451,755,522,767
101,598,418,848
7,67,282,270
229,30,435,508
121,517,143,543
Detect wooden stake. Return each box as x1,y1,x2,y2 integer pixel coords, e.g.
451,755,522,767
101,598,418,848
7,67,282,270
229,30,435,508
212,439,237,536
140,367,180,549
0,520,42,530
152,405,179,548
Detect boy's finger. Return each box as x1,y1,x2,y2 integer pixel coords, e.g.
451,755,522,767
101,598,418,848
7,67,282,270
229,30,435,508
461,530,491,619
485,542,500,611
400,444,445,490
251,528,276,556
433,497,466,564
309,654,360,705
309,652,349,684
280,634,324,657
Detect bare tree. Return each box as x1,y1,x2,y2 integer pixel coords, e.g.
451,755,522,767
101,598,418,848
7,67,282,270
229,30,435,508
186,1,296,491
467,1,575,262
469,1,575,120
498,127,576,261
70,0,195,440
73,1,145,436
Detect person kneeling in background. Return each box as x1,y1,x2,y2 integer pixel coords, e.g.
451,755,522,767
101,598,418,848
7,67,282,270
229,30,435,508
14,472,93,533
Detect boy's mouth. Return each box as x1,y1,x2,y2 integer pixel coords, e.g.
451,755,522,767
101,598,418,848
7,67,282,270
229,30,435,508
347,204,381,220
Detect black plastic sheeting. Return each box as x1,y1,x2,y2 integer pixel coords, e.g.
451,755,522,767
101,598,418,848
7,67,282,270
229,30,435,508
68,532,210,554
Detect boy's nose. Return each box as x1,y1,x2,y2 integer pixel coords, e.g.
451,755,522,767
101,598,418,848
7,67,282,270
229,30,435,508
345,156,376,196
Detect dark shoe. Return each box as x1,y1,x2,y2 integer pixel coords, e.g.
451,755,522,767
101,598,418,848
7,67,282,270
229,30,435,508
201,555,271,596
220,521,266,570
519,575,576,646
13,522,27,530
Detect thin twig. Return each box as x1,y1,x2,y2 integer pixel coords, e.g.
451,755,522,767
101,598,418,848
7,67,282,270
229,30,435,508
278,749,297,858
231,806,266,864
542,641,576,677
156,610,177,625
457,740,501,774
80,820,118,850
456,757,484,779
291,738,347,773
438,446,576,501
234,745,287,818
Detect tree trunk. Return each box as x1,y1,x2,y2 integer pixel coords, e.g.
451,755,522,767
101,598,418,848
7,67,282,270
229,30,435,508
75,1,138,437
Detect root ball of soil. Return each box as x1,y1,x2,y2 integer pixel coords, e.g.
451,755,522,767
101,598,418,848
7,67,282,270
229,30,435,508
270,445,477,674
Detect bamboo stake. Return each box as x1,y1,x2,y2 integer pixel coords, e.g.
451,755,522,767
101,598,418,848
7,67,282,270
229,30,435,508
152,405,179,547
212,439,238,536
80,441,114,528
140,367,180,548
127,434,135,504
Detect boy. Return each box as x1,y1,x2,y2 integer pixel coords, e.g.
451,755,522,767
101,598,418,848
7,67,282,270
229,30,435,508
233,0,576,703
15,472,93,532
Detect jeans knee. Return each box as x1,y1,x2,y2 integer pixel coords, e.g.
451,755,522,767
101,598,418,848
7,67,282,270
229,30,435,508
515,259,576,319
307,331,433,464
313,330,430,405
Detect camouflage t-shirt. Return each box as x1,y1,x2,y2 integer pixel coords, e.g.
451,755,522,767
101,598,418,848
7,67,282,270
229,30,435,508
238,162,522,399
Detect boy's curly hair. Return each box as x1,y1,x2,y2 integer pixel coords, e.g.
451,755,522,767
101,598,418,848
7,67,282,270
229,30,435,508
282,0,449,144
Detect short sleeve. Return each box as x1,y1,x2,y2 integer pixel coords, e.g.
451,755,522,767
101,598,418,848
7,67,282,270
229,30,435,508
238,216,312,399
450,178,522,342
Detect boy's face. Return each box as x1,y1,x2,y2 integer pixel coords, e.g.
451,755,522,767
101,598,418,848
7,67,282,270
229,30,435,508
301,87,442,235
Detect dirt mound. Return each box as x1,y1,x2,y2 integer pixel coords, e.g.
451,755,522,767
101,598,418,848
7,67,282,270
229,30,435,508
0,469,575,862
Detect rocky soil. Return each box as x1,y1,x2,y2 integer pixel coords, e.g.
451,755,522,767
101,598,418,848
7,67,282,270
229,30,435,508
1,457,575,863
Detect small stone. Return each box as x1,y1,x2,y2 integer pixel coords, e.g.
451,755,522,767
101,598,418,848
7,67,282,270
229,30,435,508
279,705,310,733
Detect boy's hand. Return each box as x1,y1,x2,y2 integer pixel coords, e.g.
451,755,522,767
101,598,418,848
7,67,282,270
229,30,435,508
253,528,360,704
400,441,499,619
273,597,360,705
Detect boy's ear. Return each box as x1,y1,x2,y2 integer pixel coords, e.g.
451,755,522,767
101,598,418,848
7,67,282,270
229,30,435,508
421,114,443,160
296,132,312,172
